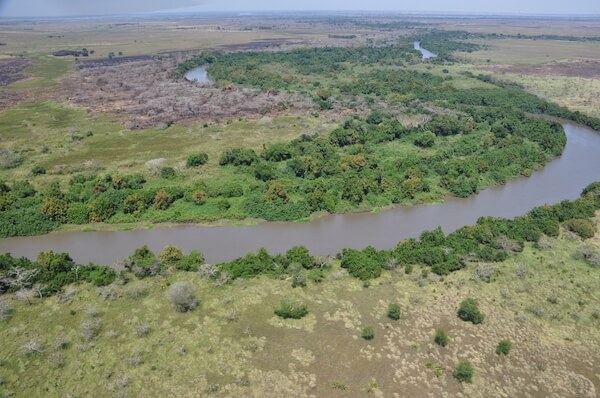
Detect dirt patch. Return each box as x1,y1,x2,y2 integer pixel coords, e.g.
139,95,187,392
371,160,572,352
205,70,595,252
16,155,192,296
483,60,600,78
0,57,32,85
62,54,315,129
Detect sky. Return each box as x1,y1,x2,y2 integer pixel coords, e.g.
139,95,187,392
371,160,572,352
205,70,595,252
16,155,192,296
0,0,599,17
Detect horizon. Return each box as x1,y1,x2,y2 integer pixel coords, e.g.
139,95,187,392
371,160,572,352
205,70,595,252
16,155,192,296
1,0,599,18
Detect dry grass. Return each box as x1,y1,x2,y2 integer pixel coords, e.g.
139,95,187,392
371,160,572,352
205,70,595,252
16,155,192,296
0,220,598,397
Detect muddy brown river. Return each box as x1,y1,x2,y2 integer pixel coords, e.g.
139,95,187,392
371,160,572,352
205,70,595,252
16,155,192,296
1,122,599,265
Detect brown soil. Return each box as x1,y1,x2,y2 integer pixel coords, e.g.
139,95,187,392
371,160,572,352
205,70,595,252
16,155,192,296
483,60,600,78
61,54,315,129
0,57,32,86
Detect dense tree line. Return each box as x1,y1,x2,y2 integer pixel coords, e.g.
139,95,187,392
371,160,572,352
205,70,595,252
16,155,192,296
1,182,597,298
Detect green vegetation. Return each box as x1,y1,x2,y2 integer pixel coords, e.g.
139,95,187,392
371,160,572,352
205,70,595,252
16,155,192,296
496,339,512,356
274,300,309,319
457,298,485,324
453,360,474,383
387,303,401,320
361,326,375,340
434,329,449,347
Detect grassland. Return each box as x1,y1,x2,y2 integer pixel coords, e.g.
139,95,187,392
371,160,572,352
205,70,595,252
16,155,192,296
0,215,598,397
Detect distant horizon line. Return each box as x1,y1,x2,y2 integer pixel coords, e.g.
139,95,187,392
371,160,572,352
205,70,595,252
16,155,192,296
1,9,600,20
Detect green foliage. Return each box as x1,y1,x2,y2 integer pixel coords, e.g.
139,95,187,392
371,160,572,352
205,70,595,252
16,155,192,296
496,339,512,355
340,247,388,280
274,300,308,319
31,165,46,175
434,329,449,347
361,326,375,340
159,246,184,266
186,153,209,168
286,246,315,269
458,298,485,324
176,251,205,271
219,148,259,166
387,303,401,320
160,167,176,179
453,360,474,383
414,131,436,147
563,219,597,239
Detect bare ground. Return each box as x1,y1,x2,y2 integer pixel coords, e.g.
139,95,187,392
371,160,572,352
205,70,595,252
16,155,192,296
0,57,32,86
482,60,600,79
62,55,316,129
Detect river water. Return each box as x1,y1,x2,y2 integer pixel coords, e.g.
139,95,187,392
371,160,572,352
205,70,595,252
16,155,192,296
184,65,211,84
0,123,599,265
414,41,437,59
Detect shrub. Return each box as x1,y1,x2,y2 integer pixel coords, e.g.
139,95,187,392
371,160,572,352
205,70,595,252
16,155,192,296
186,153,209,168
496,339,512,355
167,282,198,312
191,190,207,205
434,329,449,347
177,250,205,271
286,245,315,269
458,298,484,324
67,202,90,224
563,219,597,239
361,326,375,340
414,131,436,147
0,301,12,322
453,360,474,383
80,318,102,341
154,190,173,210
0,149,22,169
274,300,308,319
387,303,401,320
219,148,259,166
89,196,117,222
160,167,176,179
19,339,44,355
159,246,184,266
31,165,47,175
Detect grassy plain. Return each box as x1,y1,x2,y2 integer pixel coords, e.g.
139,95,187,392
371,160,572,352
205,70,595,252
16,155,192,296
0,217,598,397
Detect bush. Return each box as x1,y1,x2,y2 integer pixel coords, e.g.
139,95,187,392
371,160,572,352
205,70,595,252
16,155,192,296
274,300,308,319
67,202,90,224
496,339,512,355
453,360,474,383
361,326,375,340
167,282,199,312
31,165,47,175
414,131,436,148
191,190,207,205
160,167,176,179
387,303,401,320
286,246,315,269
159,246,184,266
219,148,259,166
0,301,12,322
154,190,173,210
563,219,597,239
434,329,449,347
177,250,205,271
186,153,209,168
458,298,484,324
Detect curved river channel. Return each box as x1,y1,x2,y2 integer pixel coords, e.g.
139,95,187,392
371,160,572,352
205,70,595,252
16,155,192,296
1,123,599,265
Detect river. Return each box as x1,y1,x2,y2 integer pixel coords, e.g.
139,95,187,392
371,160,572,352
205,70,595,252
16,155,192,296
0,123,599,265
414,41,437,60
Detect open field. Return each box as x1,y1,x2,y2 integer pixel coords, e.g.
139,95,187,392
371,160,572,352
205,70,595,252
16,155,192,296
0,215,599,397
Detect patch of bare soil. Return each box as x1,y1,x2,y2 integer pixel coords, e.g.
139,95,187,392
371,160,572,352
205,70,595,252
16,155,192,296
483,60,600,78
0,89,25,110
0,57,32,85
62,54,315,129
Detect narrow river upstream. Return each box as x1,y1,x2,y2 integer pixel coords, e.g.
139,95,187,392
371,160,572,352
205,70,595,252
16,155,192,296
1,123,599,265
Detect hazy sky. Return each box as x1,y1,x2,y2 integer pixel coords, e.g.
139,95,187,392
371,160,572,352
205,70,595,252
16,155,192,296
1,0,599,17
